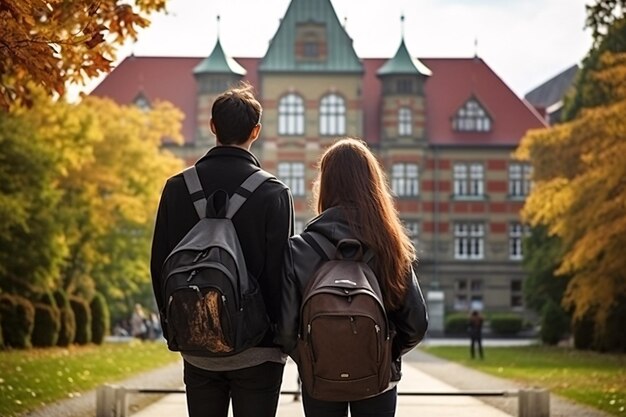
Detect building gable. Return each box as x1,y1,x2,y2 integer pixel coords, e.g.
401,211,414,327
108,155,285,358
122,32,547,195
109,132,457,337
259,0,363,73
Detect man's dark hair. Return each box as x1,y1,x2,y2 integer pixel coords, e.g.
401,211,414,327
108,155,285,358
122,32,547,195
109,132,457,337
211,82,262,145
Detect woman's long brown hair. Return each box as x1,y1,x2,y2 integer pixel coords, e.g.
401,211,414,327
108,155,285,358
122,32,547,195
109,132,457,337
314,138,416,310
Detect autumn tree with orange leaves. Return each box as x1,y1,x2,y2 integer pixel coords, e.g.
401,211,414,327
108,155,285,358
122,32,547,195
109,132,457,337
516,7,626,350
0,0,167,108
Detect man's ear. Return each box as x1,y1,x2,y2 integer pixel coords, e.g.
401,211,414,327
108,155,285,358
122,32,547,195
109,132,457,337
249,123,262,141
210,119,217,135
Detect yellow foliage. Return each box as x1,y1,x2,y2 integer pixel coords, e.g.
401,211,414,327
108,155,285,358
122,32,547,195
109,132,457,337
516,55,626,324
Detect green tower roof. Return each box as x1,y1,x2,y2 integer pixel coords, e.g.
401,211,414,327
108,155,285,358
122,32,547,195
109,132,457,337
193,38,247,76
377,39,432,77
260,0,363,73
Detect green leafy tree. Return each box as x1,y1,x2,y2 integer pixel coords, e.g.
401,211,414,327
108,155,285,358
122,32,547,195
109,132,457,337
0,107,63,295
522,227,569,313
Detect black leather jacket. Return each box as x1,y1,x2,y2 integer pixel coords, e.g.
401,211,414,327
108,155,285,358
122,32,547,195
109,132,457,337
275,206,428,381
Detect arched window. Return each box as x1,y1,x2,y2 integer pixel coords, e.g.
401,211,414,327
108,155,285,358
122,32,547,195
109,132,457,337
278,93,305,135
319,93,346,135
398,107,412,136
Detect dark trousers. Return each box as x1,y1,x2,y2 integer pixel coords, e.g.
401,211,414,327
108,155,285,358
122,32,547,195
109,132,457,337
183,360,284,417
302,386,397,417
470,335,484,359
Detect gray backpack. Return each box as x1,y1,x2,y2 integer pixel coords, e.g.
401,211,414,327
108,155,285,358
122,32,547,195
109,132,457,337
160,166,273,356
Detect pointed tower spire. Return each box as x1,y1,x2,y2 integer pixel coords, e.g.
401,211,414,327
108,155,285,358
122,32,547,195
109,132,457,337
193,16,246,77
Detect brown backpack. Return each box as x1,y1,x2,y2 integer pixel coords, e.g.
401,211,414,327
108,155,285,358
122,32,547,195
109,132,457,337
297,232,392,401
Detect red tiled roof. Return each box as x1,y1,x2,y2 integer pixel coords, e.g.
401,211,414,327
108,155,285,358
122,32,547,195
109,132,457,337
90,56,202,142
91,55,545,146
419,57,547,146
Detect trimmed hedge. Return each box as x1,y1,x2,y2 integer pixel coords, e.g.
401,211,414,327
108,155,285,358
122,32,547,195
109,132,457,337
54,289,76,347
490,313,523,335
70,297,91,345
90,292,110,345
540,299,569,345
445,313,470,334
0,308,4,348
32,303,61,347
0,293,35,348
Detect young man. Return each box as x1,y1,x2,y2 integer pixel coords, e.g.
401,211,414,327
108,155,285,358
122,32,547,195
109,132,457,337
150,83,294,417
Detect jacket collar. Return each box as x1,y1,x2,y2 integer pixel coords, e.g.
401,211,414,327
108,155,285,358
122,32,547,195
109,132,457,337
197,145,261,167
305,206,357,242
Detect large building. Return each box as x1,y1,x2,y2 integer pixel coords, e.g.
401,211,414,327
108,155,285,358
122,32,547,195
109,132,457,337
92,0,546,331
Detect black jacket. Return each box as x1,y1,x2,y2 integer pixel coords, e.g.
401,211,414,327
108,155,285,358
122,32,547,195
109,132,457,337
275,206,428,381
150,146,294,345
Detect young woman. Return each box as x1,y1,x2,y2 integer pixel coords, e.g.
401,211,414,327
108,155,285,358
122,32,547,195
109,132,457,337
276,138,428,417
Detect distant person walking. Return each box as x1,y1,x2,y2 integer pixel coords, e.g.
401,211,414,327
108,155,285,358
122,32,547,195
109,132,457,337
131,303,148,340
468,310,484,359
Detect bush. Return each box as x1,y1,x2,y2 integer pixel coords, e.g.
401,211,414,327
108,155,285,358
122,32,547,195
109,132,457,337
70,297,91,345
0,293,35,348
572,313,595,350
90,292,110,345
32,303,61,347
490,313,523,335
540,299,569,345
445,313,469,335
54,290,75,347
0,309,4,348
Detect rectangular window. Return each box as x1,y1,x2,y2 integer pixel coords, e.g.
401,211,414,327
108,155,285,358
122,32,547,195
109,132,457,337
453,163,484,197
391,163,419,197
278,162,305,197
454,222,484,260
398,107,412,136
508,163,532,197
454,278,483,311
511,279,523,309
509,222,524,260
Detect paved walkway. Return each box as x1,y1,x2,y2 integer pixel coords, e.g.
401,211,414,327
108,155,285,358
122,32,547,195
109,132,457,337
131,357,513,417
27,339,611,417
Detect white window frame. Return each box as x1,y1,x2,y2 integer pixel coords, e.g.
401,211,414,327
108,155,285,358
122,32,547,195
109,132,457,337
391,163,419,197
319,93,346,135
454,222,484,260
453,163,483,197
278,93,305,135
277,162,305,197
398,107,412,136
508,163,532,197
452,98,492,132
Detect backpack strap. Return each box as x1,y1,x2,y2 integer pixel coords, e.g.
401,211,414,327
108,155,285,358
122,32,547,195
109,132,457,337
226,170,274,219
306,231,375,264
304,231,336,260
182,166,207,219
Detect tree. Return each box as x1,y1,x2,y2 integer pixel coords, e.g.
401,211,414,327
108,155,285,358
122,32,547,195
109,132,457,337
0,0,167,108
515,53,626,349
516,0,626,351
0,104,64,295
562,16,626,120
522,227,569,314
0,86,183,325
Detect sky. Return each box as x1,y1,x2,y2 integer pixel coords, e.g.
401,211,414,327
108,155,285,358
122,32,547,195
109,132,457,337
81,0,594,99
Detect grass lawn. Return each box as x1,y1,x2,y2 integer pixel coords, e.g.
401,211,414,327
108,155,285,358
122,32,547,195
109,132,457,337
421,345,626,416
0,340,180,417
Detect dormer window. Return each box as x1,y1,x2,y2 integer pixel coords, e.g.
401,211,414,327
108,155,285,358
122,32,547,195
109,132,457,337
452,98,492,132
133,92,151,111
295,22,327,62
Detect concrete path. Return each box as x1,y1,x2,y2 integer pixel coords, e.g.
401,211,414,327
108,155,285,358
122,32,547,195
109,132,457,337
130,358,513,417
